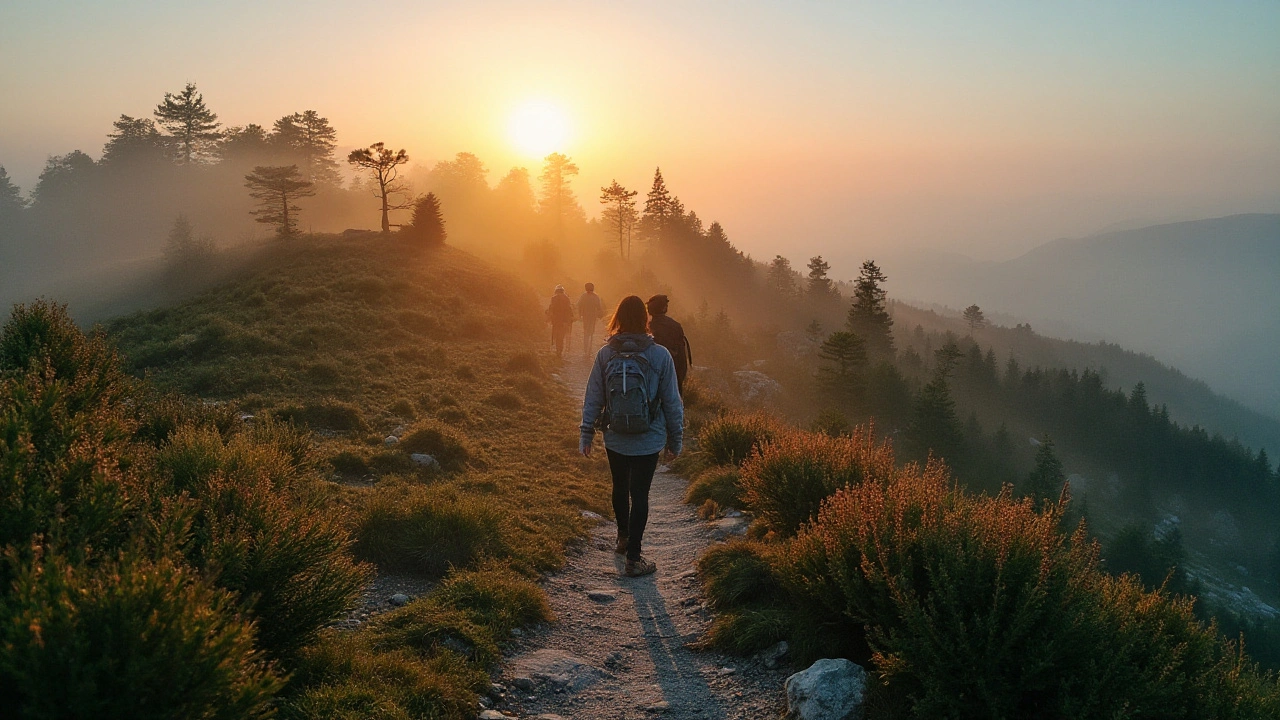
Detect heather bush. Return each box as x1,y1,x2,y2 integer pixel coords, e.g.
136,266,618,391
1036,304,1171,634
0,553,280,720
276,398,368,433
739,424,895,536
684,465,743,508
353,484,508,574
711,425,1280,718
698,412,781,467
397,420,472,471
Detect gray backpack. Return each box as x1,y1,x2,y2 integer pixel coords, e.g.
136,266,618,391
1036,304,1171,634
603,348,656,434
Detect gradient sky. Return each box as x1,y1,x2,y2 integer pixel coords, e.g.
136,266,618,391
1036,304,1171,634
2,0,1277,275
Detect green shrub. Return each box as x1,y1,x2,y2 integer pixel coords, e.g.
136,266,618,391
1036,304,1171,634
330,450,371,477
0,554,280,719
352,485,508,574
281,633,483,720
484,390,524,410
739,426,894,536
810,409,851,437
684,465,744,508
155,426,372,660
785,454,1279,718
276,398,368,433
504,351,542,375
397,421,471,472
698,412,781,467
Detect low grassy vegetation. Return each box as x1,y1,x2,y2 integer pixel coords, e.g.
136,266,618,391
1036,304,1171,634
688,413,1280,719
1,233,609,717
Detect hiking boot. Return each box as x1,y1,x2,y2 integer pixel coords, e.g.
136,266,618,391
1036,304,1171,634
615,534,629,555
624,556,656,577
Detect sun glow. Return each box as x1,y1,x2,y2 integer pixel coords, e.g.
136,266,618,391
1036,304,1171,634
508,101,571,157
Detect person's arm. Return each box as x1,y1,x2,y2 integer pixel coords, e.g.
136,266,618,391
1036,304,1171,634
580,354,606,455
683,333,692,364
658,350,684,455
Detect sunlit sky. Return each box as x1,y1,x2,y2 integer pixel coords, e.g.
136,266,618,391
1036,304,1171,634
2,0,1278,273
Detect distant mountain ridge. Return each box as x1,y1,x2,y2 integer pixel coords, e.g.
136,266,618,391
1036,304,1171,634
890,213,1280,418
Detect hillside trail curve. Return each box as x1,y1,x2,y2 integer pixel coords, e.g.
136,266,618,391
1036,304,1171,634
491,326,789,720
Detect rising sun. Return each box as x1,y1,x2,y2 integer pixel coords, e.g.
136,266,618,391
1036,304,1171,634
508,101,570,157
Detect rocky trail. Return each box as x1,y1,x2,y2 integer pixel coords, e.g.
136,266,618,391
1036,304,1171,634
483,331,791,720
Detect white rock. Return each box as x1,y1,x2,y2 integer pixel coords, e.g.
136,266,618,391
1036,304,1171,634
710,516,749,540
388,593,410,607
581,509,605,522
645,700,670,712
733,370,782,404
384,435,399,445
511,649,603,693
785,658,868,720
479,711,509,720
587,589,617,603
410,453,441,470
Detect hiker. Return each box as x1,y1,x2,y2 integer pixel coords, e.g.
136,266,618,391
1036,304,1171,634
580,295,684,578
646,294,692,392
577,282,604,354
546,285,575,358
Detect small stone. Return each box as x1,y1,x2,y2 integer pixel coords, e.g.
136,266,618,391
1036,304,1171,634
479,712,508,720
581,509,605,522
763,640,790,669
388,593,410,607
680,596,699,606
511,627,524,637
587,589,616,603
716,667,736,676
409,453,441,469
488,683,506,697
535,715,568,720
384,435,399,445
478,696,492,708
512,676,535,691
645,700,671,712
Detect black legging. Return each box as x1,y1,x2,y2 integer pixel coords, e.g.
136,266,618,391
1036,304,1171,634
606,449,660,561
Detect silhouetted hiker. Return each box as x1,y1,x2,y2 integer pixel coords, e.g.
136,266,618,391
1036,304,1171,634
646,294,692,392
577,282,604,354
580,295,684,578
546,285,574,358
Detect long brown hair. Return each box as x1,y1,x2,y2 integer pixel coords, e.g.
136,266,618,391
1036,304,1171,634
607,295,649,336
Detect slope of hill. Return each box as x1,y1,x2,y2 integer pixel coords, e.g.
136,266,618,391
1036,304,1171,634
99,233,612,716
890,213,1280,416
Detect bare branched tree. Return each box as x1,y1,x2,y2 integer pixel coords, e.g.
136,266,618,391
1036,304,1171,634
347,143,411,233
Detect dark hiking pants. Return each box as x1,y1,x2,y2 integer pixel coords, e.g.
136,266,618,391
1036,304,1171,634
606,449,660,561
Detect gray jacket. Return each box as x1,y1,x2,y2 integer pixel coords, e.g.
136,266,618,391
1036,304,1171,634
580,333,684,457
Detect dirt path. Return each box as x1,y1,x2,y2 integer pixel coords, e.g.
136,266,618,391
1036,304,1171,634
488,329,788,720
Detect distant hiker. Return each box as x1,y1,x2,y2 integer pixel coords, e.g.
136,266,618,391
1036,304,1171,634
546,285,575,357
646,294,692,392
578,282,604,354
580,295,684,578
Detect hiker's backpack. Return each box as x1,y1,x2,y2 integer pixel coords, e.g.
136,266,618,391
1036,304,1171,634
603,348,657,434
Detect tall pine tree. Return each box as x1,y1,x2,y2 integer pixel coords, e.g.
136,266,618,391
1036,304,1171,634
538,152,581,241
641,167,675,245
153,82,221,164
847,259,894,359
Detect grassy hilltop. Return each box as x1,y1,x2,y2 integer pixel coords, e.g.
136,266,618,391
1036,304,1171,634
1,232,609,718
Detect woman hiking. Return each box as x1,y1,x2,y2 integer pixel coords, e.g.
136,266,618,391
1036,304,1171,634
580,295,684,577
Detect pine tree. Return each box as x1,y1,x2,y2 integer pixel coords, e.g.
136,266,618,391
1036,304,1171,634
538,153,581,242
101,115,167,166
641,167,674,244
270,111,339,185
599,181,638,259
244,165,315,238
847,260,894,359
30,151,96,208
153,82,221,164
1023,435,1066,510
404,193,446,245
818,331,867,410
962,304,987,333
806,256,835,299
907,373,964,464
0,166,25,217
347,143,411,233
163,214,216,271
219,124,272,161
768,255,797,297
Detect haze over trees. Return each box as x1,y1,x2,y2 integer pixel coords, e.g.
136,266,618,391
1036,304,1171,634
599,180,639,259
